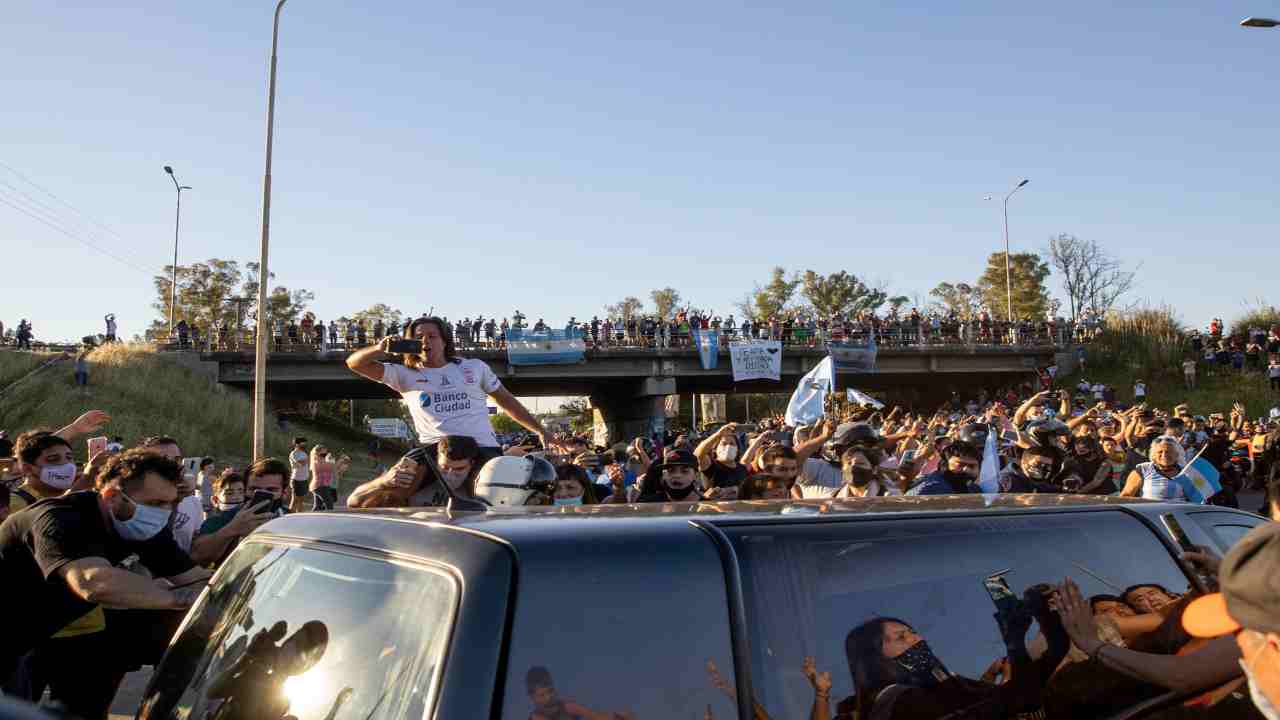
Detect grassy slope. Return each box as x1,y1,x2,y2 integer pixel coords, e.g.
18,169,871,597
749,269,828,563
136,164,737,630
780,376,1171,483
0,344,386,495
1063,352,1278,419
0,351,62,391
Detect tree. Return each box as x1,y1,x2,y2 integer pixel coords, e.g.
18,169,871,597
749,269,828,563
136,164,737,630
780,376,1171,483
242,262,315,327
350,303,404,331
928,282,983,320
650,288,682,321
490,413,523,435
1046,233,1138,321
800,270,886,318
887,295,910,315
151,258,243,334
605,296,644,323
556,398,593,433
742,267,801,321
975,252,1051,320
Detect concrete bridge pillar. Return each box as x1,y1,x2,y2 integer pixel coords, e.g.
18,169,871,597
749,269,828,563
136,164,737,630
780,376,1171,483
589,377,675,446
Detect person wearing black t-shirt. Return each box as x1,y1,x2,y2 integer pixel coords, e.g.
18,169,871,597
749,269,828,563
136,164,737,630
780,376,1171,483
0,449,208,717
694,423,748,500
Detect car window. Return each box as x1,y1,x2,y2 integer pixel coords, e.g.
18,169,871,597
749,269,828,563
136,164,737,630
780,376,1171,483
726,511,1193,720
1187,511,1265,553
499,528,738,719
139,541,457,720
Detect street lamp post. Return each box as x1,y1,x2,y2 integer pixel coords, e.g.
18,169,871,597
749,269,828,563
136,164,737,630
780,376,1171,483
1241,16,1280,27
985,178,1030,322
253,0,288,461
163,166,191,337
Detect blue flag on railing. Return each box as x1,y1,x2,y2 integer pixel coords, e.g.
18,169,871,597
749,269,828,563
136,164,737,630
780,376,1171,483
505,329,586,366
1174,451,1223,504
828,333,878,373
694,330,719,370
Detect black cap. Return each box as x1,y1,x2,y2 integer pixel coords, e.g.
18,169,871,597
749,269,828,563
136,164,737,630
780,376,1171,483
656,449,697,470
1185,523,1280,637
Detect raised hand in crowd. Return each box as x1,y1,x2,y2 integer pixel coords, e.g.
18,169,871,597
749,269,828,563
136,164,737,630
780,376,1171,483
55,409,111,440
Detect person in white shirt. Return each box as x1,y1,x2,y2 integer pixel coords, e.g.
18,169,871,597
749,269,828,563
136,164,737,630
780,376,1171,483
347,316,548,461
1183,358,1198,389
1077,379,1091,395
1092,383,1106,401
1133,380,1147,402
288,437,310,501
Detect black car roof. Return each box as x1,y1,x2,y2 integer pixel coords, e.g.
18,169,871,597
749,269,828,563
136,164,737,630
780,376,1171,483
257,494,1210,555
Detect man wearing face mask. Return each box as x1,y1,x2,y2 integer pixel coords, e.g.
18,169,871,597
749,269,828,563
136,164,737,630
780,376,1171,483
6,431,78,514
0,449,208,715
695,423,747,500
1182,523,1280,720
191,458,289,566
835,448,895,498
637,449,703,503
907,441,983,495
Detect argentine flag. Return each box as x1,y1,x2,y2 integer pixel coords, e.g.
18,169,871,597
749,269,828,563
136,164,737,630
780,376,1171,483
1173,450,1223,504
505,329,586,366
976,426,1001,494
786,357,834,427
694,329,720,370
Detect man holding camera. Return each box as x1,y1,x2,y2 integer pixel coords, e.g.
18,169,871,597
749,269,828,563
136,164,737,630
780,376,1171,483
346,315,549,462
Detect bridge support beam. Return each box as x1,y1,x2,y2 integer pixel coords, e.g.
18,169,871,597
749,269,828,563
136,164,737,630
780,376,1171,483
589,378,675,446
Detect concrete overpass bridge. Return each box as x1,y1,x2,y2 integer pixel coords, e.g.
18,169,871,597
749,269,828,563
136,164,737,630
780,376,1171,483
203,344,1072,438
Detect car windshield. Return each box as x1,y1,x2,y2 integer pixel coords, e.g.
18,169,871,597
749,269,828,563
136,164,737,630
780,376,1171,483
138,541,456,720
726,511,1194,719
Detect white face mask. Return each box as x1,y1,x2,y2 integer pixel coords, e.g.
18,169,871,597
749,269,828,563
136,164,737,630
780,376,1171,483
716,445,738,463
1242,652,1280,720
39,463,77,490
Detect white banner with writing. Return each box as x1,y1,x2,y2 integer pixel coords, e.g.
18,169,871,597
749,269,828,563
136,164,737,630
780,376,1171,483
730,340,782,382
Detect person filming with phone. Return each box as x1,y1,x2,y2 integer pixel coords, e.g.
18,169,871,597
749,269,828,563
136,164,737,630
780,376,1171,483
346,315,549,462
190,459,289,567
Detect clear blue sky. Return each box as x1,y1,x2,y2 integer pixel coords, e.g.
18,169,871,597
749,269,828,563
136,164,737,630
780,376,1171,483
4,1,1278,342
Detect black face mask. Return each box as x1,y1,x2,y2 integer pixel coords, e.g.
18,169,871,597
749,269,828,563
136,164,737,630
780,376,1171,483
665,482,696,500
893,640,952,688
844,466,874,487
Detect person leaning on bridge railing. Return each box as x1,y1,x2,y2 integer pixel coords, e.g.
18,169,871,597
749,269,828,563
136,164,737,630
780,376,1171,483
346,316,549,462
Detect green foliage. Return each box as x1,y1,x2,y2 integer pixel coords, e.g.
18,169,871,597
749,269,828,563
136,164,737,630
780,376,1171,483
151,258,314,337
928,282,983,320
557,397,593,433
1083,305,1185,379
976,252,1051,320
800,270,886,317
1230,303,1280,338
0,352,59,391
349,304,404,331
739,267,801,321
887,296,910,315
605,297,644,323
0,344,381,492
490,412,523,434
650,288,682,321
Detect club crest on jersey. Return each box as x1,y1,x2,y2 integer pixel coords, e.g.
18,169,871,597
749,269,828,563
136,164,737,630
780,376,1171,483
462,367,476,384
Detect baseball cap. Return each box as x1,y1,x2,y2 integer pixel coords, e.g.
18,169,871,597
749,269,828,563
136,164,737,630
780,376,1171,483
1184,523,1280,638
656,449,697,470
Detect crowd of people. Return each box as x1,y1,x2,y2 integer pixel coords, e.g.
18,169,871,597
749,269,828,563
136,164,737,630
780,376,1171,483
4,311,1280,718
163,306,1093,353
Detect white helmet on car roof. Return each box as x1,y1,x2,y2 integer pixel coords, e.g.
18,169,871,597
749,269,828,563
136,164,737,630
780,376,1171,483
474,455,557,507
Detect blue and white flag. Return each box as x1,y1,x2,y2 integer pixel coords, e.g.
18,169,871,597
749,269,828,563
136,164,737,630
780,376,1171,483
786,356,834,427
828,333,878,373
505,329,586,366
1174,450,1223,504
976,427,1000,494
846,387,884,409
694,329,720,370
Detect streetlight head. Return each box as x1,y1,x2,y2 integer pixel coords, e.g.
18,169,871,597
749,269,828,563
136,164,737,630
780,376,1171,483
1241,16,1280,27
983,195,993,201
164,165,174,174
180,185,192,190
1016,178,1030,188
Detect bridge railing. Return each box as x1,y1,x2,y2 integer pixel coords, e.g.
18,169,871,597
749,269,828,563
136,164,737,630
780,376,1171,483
185,321,1096,355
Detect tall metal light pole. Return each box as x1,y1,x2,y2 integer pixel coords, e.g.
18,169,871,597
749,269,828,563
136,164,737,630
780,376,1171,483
1241,16,1280,27
253,0,287,461
163,166,191,336
985,178,1030,322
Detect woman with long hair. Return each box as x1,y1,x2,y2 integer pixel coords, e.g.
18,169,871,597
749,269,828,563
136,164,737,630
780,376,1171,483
839,587,1066,719
346,316,549,462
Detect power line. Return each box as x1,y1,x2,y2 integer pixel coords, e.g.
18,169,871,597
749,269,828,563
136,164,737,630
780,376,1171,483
0,160,142,249
0,193,154,275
